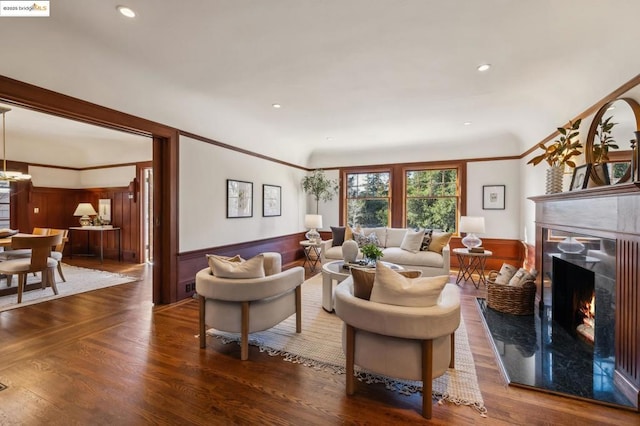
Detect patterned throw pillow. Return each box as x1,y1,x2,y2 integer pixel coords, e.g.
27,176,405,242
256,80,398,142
419,229,433,251
353,230,381,248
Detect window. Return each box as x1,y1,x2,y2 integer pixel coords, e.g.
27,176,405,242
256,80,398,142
345,171,390,227
405,168,458,232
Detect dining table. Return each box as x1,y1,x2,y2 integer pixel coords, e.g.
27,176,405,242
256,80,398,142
0,233,50,297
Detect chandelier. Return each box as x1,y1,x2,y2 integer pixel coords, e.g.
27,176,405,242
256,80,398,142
0,107,31,181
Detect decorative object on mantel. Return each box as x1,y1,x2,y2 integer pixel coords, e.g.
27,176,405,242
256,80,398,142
527,119,582,194
585,97,640,185
301,169,338,214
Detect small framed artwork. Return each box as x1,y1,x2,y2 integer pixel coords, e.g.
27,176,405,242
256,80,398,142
570,164,590,191
483,185,505,210
98,199,112,224
262,184,281,217
227,179,253,218
586,163,611,187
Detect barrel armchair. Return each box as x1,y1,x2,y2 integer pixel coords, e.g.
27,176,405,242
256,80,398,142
195,252,304,360
334,276,461,418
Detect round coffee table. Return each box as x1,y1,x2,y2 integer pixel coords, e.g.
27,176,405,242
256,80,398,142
321,260,403,312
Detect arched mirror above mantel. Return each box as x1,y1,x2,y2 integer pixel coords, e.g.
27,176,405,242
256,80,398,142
585,97,640,184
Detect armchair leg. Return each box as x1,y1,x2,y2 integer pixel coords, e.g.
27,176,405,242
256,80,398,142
199,295,206,349
346,324,355,395
450,332,455,368
295,286,302,333
17,274,25,304
47,268,59,295
422,339,434,419
241,301,249,360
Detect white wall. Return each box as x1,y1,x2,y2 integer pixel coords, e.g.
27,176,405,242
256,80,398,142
467,160,520,239
305,169,341,232
179,135,307,252
29,165,136,188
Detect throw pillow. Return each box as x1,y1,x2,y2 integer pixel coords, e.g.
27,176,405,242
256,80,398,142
419,229,433,251
492,263,518,284
351,267,422,300
206,254,242,274
400,228,426,253
344,225,353,241
352,230,382,248
508,268,538,287
331,226,346,247
370,262,448,307
208,254,265,279
428,231,452,253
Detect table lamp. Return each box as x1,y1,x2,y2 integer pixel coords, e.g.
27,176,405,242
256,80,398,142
74,202,98,226
304,214,322,243
459,216,485,249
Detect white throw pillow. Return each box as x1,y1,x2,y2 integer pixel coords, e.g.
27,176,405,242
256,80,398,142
400,228,426,253
492,263,518,284
508,268,537,287
208,254,265,279
370,261,448,307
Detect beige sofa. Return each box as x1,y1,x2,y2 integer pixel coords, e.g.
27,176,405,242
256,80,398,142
320,227,451,277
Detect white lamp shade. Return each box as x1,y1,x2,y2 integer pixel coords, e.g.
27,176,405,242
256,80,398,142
74,203,98,217
459,216,485,234
304,214,322,229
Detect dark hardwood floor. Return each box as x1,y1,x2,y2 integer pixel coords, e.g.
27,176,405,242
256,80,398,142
0,258,637,425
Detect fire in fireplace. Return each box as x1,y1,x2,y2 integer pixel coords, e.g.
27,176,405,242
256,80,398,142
551,256,595,338
577,294,595,343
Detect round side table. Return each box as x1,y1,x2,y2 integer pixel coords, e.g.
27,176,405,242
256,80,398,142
453,248,493,288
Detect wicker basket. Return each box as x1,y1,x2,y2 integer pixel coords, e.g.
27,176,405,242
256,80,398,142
486,271,536,315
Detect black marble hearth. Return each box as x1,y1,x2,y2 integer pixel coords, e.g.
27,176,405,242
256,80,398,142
477,299,634,408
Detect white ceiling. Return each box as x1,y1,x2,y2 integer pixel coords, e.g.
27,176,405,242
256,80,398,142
1,0,640,168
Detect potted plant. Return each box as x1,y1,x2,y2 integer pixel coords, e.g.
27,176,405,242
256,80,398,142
527,119,582,194
360,243,383,265
301,169,338,214
592,116,618,164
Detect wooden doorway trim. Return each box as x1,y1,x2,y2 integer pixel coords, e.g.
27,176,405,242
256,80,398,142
0,74,179,304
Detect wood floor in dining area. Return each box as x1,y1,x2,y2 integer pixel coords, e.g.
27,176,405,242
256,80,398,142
0,258,637,425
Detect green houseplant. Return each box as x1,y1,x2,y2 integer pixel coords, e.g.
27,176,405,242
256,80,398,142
592,116,618,164
527,119,582,194
360,243,383,265
301,169,338,214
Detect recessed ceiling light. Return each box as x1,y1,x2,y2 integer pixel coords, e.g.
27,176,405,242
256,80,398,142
477,64,491,72
463,121,472,126
117,6,136,18
272,103,281,108
326,137,334,141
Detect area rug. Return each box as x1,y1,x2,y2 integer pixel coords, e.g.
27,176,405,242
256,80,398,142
207,274,487,416
0,263,137,312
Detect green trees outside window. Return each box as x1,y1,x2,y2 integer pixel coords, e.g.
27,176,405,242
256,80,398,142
405,169,458,232
346,172,390,227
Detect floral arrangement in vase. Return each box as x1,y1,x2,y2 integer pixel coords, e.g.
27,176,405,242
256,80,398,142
360,243,383,265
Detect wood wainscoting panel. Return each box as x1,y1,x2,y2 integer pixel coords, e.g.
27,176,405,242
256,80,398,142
615,236,640,405
449,237,526,272
177,232,308,300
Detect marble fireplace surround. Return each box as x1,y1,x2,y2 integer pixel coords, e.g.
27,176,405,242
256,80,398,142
531,184,640,410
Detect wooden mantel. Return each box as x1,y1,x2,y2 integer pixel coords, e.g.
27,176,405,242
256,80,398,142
531,183,640,410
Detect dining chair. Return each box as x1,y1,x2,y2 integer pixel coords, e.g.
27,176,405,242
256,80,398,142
0,233,63,303
47,229,69,282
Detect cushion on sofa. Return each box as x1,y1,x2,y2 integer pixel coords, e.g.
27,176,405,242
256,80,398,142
381,247,444,268
361,227,387,247
208,254,265,279
420,229,433,251
428,231,452,253
385,228,408,247
351,266,422,300
370,262,448,307
400,229,425,253
344,225,353,241
353,230,382,248
207,254,243,273
331,226,346,247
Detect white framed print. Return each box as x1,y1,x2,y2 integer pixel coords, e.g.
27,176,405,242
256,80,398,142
483,185,505,210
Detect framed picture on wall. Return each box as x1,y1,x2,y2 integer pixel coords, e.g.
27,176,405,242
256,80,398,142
262,184,281,217
98,199,112,224
483,185,505,210
227,179,253,218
